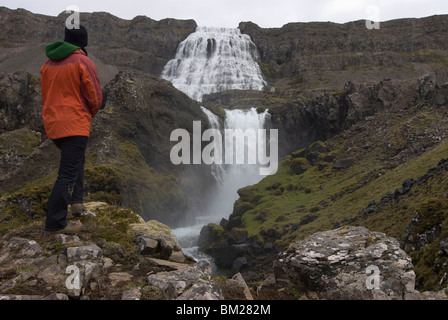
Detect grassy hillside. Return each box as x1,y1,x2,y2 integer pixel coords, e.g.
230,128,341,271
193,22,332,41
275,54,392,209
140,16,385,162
203,74,448,291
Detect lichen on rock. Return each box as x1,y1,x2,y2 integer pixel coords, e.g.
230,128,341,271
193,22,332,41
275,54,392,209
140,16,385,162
273,226,448,300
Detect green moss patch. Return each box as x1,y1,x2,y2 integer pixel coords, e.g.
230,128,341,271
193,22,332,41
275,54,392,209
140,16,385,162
81,203,143,249
0,127,41,158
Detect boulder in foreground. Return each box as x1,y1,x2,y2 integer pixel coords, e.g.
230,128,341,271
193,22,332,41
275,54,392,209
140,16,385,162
273,226,448,300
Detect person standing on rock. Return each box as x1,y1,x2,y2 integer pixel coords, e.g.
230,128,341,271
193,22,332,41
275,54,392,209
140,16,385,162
40,25,103,234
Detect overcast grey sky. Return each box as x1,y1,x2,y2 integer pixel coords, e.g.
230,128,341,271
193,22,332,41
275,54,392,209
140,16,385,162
2,0,447,28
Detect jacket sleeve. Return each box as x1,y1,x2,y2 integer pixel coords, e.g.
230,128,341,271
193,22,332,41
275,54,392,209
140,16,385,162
79,59,103,117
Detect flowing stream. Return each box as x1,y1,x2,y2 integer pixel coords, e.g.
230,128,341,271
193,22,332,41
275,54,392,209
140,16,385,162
161,26,271,262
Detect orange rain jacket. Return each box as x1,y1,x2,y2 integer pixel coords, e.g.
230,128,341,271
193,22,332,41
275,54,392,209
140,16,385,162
40,41,103,140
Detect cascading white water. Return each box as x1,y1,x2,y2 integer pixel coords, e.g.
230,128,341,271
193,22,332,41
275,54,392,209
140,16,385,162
203,107,270,222
173,107,271,264
201,107,225,183
162,26,266,102
162,26,272,261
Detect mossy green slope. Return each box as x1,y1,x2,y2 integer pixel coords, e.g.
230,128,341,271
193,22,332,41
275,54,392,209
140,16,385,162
203,77,448,291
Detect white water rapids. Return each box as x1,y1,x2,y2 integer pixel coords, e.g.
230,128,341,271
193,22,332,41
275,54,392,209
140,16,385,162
161,26,272,262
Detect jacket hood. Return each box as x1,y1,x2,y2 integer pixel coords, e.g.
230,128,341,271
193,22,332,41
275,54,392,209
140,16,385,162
45,41,80,61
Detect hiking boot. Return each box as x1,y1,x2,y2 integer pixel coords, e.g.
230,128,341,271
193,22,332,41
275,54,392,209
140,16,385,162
46,220,83,235
70,204,86,218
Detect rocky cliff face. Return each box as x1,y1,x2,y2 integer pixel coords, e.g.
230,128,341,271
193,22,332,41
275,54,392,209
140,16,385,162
239,15,448,90
0,7,197,77
203,74,419,157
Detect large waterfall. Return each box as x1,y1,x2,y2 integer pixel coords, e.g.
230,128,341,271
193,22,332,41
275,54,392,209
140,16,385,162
162,26,273,262
161,26,266,102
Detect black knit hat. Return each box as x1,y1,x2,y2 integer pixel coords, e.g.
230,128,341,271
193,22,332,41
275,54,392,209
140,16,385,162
64,25,88,48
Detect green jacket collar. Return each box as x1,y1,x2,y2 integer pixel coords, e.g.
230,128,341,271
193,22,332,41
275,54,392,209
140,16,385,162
45,41,81,61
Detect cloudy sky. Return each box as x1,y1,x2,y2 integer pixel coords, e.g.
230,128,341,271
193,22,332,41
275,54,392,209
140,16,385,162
2,0,447,28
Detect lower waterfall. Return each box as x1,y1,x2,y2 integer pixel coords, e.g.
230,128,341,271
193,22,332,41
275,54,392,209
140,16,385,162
173,106,272,269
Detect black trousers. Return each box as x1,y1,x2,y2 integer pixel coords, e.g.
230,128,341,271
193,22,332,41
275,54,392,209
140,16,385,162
45,136,88,232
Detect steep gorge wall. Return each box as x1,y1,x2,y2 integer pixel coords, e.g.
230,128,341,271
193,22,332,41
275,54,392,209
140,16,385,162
239,15,448,89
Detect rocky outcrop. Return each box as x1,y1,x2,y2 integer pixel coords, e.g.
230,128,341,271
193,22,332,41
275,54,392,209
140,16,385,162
345,158,448,227
402,198,448,253
0,71,42,134
0,202,222,300
419,68,448,105
147,260,223,300
400,198,448,291
129,219,190,262
0,201,271,301
273,226,448,300
94,71,206,171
